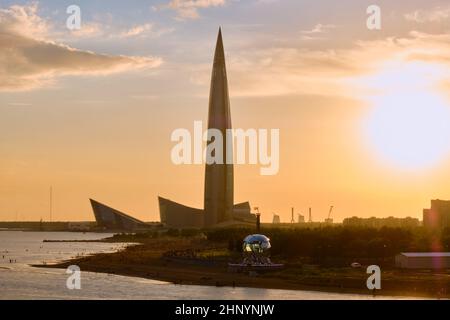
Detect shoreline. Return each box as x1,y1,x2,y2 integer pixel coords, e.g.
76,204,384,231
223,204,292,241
35,237,449,299
39,262,426,299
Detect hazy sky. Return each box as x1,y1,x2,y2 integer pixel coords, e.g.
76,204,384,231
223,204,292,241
2,0,450,222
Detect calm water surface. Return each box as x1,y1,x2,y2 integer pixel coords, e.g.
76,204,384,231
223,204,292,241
0,231,420,300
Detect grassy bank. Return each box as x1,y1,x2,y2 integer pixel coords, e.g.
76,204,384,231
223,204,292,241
40,228,450,299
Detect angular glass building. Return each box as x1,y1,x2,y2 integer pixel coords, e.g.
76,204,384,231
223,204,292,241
90,199,148,231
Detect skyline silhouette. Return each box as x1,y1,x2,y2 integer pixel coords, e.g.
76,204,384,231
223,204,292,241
2,1,450,223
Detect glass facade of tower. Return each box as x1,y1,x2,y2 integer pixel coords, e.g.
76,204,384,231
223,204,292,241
204,28,234,227
157,29,255,229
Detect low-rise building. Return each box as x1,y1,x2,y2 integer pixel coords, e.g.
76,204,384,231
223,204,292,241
395,252,450,269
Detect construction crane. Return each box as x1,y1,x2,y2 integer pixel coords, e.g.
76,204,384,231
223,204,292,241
325,206,334,224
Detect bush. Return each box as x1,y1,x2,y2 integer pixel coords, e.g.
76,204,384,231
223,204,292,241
166,228,180,237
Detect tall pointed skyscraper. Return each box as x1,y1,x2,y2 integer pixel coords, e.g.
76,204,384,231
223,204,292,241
158,29,255,229
204,28,234,226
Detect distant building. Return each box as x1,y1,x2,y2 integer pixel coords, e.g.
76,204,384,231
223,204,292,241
298,214,305,223
395,252,450,269
159,197,256,228
343,216,420,228
273,214,281,224
158,197,204,229
423,200,450,229
90,199,149,231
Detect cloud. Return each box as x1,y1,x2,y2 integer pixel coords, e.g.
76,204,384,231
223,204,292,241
162,0,226,20
63,20,174,40
300,24,336,40
7,102,32,107
0,4,162,91
117,23,174,39
301,24,336,35
130,94,159,101
404,6,450,23
69,22,103,38
189,31,450,97
119,24,153,38
0,3,48,38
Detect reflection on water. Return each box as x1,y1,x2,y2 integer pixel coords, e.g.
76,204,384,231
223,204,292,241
0,231,418,300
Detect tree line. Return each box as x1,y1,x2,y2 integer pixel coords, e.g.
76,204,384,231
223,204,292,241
206,226,450,265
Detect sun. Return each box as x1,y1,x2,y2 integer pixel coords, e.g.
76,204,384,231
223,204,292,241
363,61,450,170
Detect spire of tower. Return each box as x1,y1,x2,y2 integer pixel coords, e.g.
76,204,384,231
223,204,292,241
204,28,234,226
213,27,225,65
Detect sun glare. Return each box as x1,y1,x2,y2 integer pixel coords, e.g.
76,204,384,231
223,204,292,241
363,61,450,170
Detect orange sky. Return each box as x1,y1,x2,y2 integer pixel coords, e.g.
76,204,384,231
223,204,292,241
2,1,450,222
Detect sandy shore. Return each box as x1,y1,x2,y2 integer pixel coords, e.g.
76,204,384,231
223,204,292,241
38,237,450,299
